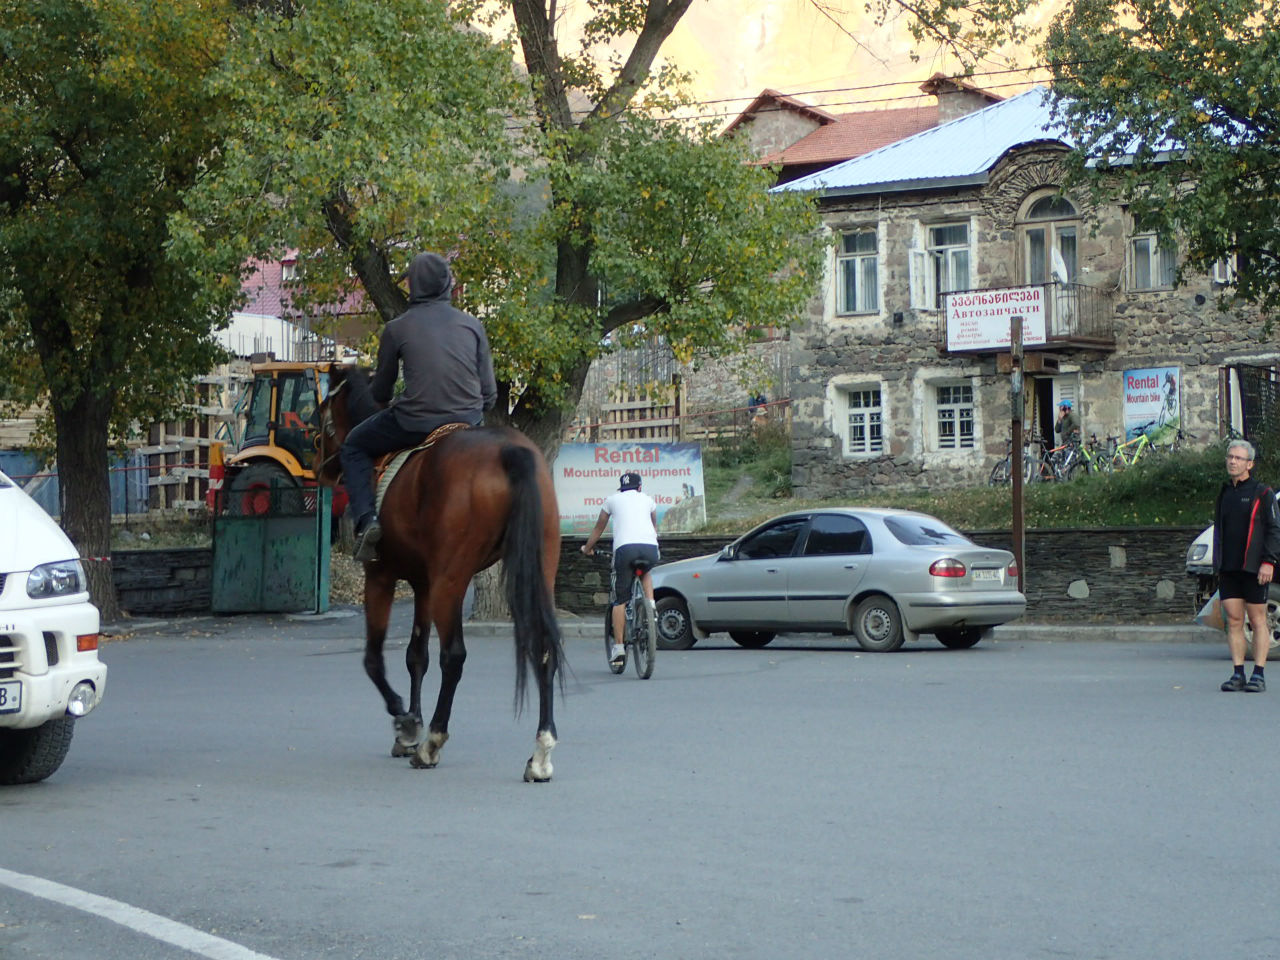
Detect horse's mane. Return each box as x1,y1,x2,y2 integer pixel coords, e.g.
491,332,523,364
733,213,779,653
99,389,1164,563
337,366,384,426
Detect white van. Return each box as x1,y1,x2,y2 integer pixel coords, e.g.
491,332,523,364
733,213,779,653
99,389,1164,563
0,468,107,783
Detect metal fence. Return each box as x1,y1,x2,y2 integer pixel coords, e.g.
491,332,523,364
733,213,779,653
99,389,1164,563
1233,363,1280,456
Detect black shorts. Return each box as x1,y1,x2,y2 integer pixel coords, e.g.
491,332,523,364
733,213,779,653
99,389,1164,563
612,543,660,605
1218,569,1269,605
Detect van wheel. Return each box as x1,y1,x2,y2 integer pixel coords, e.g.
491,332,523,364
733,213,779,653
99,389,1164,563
0,718,76,785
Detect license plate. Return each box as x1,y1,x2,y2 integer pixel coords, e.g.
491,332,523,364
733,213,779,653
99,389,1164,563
0,680,20,714
972,568,1000,581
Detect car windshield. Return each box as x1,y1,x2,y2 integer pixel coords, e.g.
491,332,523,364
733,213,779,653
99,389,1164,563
883,515,971,546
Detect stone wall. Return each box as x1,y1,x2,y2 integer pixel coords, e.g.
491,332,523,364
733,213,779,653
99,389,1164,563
790,145,1280,500
112,526,1202,623
113,548,212,616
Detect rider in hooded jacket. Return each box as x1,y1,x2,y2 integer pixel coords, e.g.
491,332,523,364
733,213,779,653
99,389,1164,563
341,252,497,561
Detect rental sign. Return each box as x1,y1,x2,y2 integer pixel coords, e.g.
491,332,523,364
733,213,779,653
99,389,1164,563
945,287,1047,351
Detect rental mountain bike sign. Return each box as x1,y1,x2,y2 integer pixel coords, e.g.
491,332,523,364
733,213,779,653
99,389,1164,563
1123,366,1180,440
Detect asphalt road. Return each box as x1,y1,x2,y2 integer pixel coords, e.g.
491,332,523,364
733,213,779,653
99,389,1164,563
0,605,1276,960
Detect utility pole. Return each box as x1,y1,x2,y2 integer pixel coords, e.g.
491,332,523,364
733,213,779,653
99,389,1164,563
1010,315,1025,592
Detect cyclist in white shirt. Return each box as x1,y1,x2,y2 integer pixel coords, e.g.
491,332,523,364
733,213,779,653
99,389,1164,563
580,471,659,668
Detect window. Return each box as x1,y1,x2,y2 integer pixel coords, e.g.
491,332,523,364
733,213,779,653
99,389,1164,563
1212,255,1237,285
837,230,878,314
884,515,971,546
930,224,970,305
736,518,807,560
934,382,975,450
802,514,871,556
843,387,883,456
1129,233,1176,290
910,222,972,310
1020,193,1078,286
282,261,299,282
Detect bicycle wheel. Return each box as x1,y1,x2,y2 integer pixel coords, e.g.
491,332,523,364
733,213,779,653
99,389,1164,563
988,458,1011,486
605,608,625,674
1023,452,1041,483
630,589,657,680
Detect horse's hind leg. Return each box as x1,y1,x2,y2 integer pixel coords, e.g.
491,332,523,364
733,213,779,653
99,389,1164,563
361,570,412,754
411,582,467,770
397,586,432,760
523,652,558,783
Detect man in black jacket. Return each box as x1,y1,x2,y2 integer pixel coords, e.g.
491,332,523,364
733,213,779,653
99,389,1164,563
1213,439,1280,692
340,252,497,561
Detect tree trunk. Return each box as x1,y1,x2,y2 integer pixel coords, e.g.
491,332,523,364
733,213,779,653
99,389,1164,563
471,564,509,621
52,397,120,622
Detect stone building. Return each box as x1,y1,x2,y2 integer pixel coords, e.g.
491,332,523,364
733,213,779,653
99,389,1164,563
774,87,1277,497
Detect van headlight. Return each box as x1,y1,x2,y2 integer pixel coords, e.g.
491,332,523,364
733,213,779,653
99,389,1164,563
27,560,87,598
1187,543,1208,563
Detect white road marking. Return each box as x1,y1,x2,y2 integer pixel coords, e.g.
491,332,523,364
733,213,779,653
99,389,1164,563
0,866,282,960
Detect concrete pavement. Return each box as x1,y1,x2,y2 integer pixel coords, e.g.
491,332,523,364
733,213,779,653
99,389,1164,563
104,601,1224,645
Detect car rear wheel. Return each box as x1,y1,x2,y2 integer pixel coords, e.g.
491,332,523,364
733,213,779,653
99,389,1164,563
0,718,76,785
1243,585,1280,653
655,596,697,650
852,595,905,652
729,630,775,649
935,627,984,649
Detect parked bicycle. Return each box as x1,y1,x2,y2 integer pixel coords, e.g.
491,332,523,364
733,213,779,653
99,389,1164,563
1107,431,1152,471
1026,435,1081,482
1077,433,1113,476
604,555,657,679
988,437,1038,486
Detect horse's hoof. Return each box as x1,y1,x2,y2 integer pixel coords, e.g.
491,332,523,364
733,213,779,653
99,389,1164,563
523,758,553,783
410,730,448,769
523,730,556,782
391,740,413,758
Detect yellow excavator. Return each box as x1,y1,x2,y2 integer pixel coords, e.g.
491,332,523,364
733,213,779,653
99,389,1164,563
212,358,349,518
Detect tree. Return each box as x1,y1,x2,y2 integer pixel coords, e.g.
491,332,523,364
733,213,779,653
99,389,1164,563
0,1,243,618
1045,0,1280,319
804,0,1035,67
184,0,826,453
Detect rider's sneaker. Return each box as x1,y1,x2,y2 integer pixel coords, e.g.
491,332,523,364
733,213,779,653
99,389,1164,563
353,519,382,561
610,644,626,669
1245,674,1266,693
1221,673,1247,692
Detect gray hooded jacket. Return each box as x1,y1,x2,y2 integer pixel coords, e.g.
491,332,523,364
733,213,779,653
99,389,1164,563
371,252,498,430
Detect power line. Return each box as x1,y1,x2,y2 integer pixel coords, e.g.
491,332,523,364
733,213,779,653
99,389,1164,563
501,68,1062,131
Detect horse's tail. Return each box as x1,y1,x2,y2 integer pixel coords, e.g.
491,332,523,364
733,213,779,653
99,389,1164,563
500,444,564,712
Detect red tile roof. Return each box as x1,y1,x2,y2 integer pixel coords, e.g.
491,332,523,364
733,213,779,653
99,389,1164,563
758,103,940,167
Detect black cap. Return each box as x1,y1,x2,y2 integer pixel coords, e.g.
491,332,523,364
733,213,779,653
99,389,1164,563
619,472,642,491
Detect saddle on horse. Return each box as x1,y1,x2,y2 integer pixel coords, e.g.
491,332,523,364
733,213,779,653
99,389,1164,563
373,421,472,515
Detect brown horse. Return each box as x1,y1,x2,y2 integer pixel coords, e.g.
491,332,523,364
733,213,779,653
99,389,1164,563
315,365,564,781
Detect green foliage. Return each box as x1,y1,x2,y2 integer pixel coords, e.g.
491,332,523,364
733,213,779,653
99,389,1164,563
185,0,827,447
1045,0,1280,319
702,442,1230,536
0,0,240,437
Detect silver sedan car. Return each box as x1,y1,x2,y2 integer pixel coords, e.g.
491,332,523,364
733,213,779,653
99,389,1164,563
651,507,1026,652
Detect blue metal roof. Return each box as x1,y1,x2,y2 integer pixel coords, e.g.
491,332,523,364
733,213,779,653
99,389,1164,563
774,87,1074,197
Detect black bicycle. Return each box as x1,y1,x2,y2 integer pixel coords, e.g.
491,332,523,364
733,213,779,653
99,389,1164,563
605,556,657,680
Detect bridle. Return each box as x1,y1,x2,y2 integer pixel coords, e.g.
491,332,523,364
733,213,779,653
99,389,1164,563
313,377,347,479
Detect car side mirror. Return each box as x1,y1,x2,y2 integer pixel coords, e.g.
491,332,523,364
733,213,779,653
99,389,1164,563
719,544,735,560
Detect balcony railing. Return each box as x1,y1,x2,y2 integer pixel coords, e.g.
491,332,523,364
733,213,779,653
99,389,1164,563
938,281,1116,353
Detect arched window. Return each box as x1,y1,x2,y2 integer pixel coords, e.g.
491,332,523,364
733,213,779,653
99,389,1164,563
1018,191,1079,286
